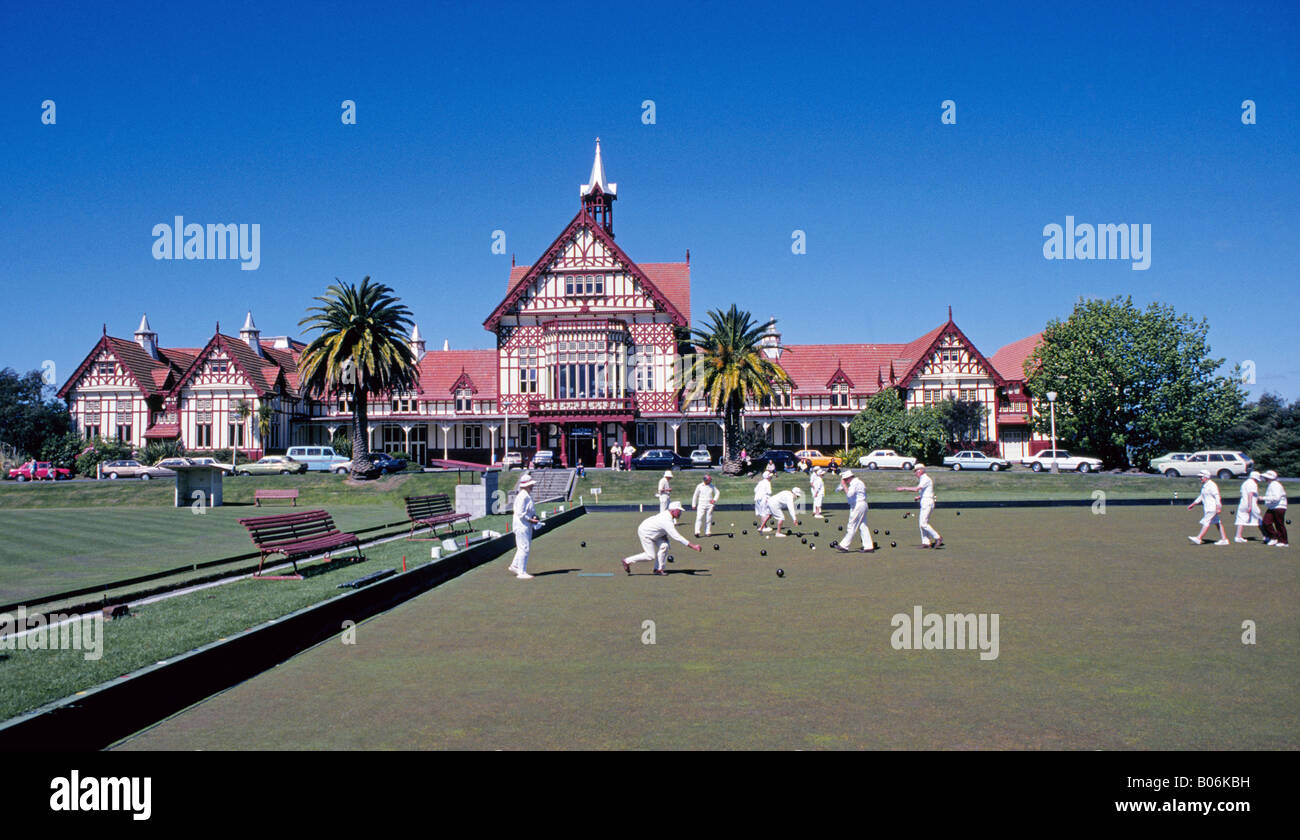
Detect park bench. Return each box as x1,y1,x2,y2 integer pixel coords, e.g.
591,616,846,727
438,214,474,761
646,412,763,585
238,509,362,579
404,493,471,540
253,488,299,507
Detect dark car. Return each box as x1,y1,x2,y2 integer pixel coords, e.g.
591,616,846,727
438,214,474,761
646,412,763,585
752,449,797,472
370,452,408,474
630,449,692,471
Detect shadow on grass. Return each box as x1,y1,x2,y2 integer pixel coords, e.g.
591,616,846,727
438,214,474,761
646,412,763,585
532,568,580,577
296,555,369,580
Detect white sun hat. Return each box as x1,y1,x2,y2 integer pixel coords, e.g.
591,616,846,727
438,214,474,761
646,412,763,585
663,470,673,478
791,487,803,497
1262,470,1278,480
814,466,826,475
517,474,536,488
839,469,854,480
668,501,683,512
1197,470,1211,478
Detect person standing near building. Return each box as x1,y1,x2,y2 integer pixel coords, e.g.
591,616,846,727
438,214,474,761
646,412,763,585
610,442,622,472
754,465,775,531
692,473,720,538
657,470,673,512
509,474,540,579
1234,470,1263,543
896,464,943,548
620,501,701,576
810,467,827,519
768,486,803,537
622,443,635,472
835,469,873,552
1261,469,1289,548
1186,470,1230,545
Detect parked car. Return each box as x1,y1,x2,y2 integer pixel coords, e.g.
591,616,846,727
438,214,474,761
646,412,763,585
793,449,840,469
286,446,350,472
501,451,523,469
689,447,712,468
8,460,71,481
1160,450,1254,479
631,449,693,471
1020,449,1103,473
371,452,407,474
531,450,556,469
331,458,382,479
753,449,798,472
100,459,172,480
189,456,235,474
154,457,194,471
1149,452,1191,474
236,455,308,476
943,450,1012,471
857,449,916,470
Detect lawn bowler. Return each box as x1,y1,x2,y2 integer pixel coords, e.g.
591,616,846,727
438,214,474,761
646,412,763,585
509,474,540,579
835,469,873,552
755,464,776,532
896,464,942,548
810,466,826,519
1235,470,1263,543
1186,470,1229,545
621,501,701,576
657,470,673,511
1261,470,1289,547
692,473,720,537
768,487,802,536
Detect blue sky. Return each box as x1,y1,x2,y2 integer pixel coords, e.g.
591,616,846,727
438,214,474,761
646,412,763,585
2,0,1297,397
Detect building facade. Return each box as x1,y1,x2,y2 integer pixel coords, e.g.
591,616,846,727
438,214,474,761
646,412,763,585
59,143,1048,466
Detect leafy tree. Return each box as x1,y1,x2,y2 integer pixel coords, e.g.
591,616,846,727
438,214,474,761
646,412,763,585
74,436,134,477
937,397,988,445
681,306,790,473
1212,393,1300,477
256,403,274,451
0,367,70,459
40,430,86,471
848,389,947,465
330,432,353,458
141,439,186,465
298,277,419,478
1025,297,1245,468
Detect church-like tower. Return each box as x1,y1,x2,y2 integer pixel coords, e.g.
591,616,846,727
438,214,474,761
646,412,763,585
580,138,616,237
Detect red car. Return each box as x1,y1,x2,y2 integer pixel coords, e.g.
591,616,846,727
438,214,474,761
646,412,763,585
7,461,71,481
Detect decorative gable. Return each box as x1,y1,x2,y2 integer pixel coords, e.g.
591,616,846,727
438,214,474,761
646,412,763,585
449,369,478,395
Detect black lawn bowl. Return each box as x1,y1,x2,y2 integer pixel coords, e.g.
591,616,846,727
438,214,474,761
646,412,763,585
885,530,890,536
714,544,720,550
956,511,961,516
813,531,819,537
580,541,586,548
873,529,879,535
668,555,674,563
800,538,807,544
760,549,767,556
776,569,784,578
742,530,748,535
890,541,897,548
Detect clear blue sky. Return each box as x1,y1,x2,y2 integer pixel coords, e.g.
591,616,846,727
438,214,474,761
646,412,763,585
2,0,1296,397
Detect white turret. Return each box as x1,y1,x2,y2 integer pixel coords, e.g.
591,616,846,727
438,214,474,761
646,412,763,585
760,318,782,360
409,324,426,362
240,311,263,357
134,314,159,360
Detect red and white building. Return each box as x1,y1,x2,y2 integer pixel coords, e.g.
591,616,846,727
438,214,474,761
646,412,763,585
59,143,1049,465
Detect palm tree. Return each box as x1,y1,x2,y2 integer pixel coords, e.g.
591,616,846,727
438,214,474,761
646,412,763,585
681,305,790,473
256,402,274,452
298,277,419,477
233,399,251,467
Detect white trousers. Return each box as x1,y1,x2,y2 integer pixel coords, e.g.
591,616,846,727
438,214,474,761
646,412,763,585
919,500,940,544
695,504,714,535
624,534,669,571
512,526,532,571
658,493,670,512
839,502,872,549
812,491,824,513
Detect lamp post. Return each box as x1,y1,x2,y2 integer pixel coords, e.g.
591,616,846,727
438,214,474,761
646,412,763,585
1046,391,1058,473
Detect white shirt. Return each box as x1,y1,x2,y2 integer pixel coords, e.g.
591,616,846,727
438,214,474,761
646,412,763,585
657,476,671,497
1264,480,1288,510
611,444,622,456
1196,479,1222,512
513,489,536,532
843,477,866,508
810,473,825,497
638,511,692,545
771,489,798,514
1240,478,1259,508
918,473,936,504
692,482,719,507
623,445,636,457
754,476,772,501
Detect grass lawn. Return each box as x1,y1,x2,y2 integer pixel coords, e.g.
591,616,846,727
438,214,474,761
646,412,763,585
114,505,1299,750
573,467,1210,504
0,471,487,605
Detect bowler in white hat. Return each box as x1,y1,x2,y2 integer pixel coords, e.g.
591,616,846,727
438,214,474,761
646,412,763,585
657,470,673,512
1186,470,1228,545
621,500,701,576
509,474,540,578
810,466,827,518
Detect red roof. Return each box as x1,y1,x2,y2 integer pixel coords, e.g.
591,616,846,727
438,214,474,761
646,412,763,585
415,349,498,399
776,344,908,394
504,261,690,324
989,333,1043,382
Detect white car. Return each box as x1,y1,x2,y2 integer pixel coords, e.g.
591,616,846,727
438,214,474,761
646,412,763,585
943,451,1011,471
1020,449,1103,473
689,448,712,468
857,449,916,470
1159,450,1254,479
189,456,235,475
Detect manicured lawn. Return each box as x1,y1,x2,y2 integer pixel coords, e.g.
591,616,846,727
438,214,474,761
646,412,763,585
114,506,1299,750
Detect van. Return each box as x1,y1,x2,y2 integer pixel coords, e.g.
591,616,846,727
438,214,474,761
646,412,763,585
285,446,349,472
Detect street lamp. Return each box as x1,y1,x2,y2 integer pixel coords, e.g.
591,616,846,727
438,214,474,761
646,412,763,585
1045,391,1058,474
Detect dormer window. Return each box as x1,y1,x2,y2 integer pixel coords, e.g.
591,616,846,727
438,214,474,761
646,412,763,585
455,388,473,412
831,384,849,407
564,274,605,297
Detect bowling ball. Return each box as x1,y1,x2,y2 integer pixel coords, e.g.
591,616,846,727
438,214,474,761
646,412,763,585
714,544,720,550
742,530,748,535
873,529,878,534
668,555,674,563
760,549,767,557
580,541,586,548
884,530,890,536
813,531,819,537
800,538,807,544
890,541,897,548
956,511,961,516
776,568,785,578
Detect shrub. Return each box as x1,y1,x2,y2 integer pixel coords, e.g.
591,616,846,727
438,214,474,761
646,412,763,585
330,434,353,458
39,431,85,471
141,439,186,465
74,436,134,477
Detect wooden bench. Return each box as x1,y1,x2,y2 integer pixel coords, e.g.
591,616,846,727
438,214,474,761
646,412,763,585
238,509,361,579
404,493,471,540
253,488,299,507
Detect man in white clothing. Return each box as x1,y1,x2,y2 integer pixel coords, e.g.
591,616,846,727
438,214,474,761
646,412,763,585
509,474,541,579
692,474,720,537
896,464,943,548
835,469,873,552
768,487,803,536
610,442,622,472
1260,469,1289,547
754,466,775,531
810,467,826,519
1234,470,1263,543
1186,470,1229,545
621,501,701,576
657,470,673,511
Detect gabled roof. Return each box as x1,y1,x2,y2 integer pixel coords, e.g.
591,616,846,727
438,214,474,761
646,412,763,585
58,334,191,399
166,333,297,400
893,318,1007,388
776,344,909,395
484,208,689,329
989,332,1043,382
415,349,498,399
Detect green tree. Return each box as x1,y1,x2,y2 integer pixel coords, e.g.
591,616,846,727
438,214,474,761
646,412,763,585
937,396,988,446
232,399,251,468
298,277,419,478
40,430,86,471
848,389,947,465
75,436,134,477
0,367,70,458
1026,297,1245,468
1212,393,1300,477
681,306,790,473
256,402,274,452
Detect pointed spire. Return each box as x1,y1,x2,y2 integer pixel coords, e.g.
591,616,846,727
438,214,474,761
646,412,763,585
442,339,450,352
240,310,263,356
411,324,422,342
102,323,107,337
137,313,153,334
135,313,159,359
947,305,953,322
409,324,426,363
580,138,617,236
241,310,257,332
